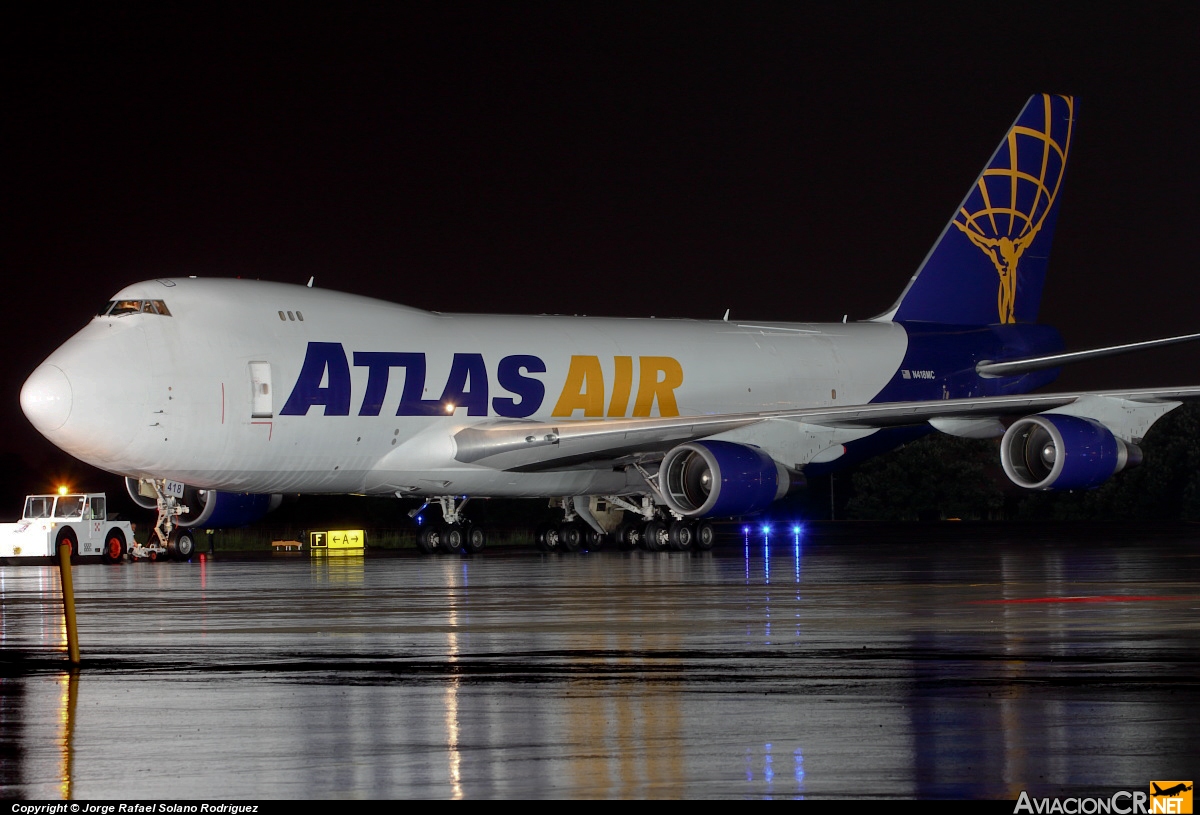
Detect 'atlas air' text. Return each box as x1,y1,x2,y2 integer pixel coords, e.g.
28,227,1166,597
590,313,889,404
280,342,683,419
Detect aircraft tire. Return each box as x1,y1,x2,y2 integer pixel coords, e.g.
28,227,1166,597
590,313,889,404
559,523,584,552
102,529,127,563
415,525,438,554
463,524,486,554
668,521,693,551
584,528,605,550
167,530,196,561
694,521,716,551
440,524,463,554
615,522,641,551
642,521,668,552
535,523,560,552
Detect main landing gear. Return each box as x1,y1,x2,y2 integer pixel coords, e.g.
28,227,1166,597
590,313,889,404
410,493,716,555
611,517,715,553
412,496,486,555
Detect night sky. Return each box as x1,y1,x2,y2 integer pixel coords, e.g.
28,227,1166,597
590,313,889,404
4,2,1199,495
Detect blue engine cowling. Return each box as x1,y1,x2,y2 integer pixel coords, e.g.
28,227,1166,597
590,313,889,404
1000,414,1142,490
659,441,790,518
125,478,283,527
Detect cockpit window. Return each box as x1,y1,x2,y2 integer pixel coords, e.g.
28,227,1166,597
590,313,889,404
101,299,172,317
109,299,143,316
97,301,115,316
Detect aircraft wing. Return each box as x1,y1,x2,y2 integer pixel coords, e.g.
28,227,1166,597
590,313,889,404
453,386,1200,471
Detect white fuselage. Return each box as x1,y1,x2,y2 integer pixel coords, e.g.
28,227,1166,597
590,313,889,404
21,278,907,497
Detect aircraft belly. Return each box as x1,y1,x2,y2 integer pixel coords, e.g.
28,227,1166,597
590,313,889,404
136,464,640,499
362,468,640,498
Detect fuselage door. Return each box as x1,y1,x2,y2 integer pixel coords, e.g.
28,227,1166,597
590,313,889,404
249,361,273,418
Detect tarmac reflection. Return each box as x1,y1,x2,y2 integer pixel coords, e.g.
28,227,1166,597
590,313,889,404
1,524,1198,798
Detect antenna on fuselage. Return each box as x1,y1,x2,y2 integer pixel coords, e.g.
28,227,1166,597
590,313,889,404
307,276,315,288
723,309,730,321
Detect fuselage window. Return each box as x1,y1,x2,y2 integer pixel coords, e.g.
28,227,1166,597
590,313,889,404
287,311,295,321
296,311,304,321
278,311,286,321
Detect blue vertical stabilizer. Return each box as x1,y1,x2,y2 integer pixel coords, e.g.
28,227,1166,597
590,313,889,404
879,94,1075,326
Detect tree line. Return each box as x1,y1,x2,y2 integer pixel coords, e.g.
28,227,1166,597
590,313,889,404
839,402,1200,521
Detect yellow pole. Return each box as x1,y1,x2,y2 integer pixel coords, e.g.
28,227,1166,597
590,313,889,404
57,540,80,664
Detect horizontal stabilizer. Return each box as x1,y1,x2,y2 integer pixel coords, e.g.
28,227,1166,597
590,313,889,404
976,332,1200,378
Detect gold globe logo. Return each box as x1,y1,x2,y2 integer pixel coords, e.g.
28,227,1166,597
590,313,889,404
953,94,1073,324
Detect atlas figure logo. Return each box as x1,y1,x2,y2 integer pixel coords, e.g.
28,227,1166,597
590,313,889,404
281,342,684,419
952,94,1073,324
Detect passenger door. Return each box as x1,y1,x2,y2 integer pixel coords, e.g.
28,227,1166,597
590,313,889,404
249,361,273,418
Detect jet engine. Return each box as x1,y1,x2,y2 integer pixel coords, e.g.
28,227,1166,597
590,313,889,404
659,440,790,518
125,478,284,528
1000,415,1142,491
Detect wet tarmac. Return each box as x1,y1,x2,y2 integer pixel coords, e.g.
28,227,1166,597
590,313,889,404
2,522,1199,799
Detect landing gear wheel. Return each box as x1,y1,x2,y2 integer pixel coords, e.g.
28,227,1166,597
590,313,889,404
440,524,463,554
535,523,560,552
668,520,694,551
102,529,127,563
642,521,668,552
559,523,584,552
169,530,196,561
463,524,486,554
694,521,716,551
416,525,439,554
584,528,606,550
616,522,642,551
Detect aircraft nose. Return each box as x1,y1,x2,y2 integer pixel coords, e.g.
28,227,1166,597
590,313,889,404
21,363,73,433
21,321,149,465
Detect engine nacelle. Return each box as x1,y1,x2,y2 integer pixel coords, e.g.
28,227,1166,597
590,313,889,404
125,478,283,527
659,441,790,518
1000,414,1142,491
